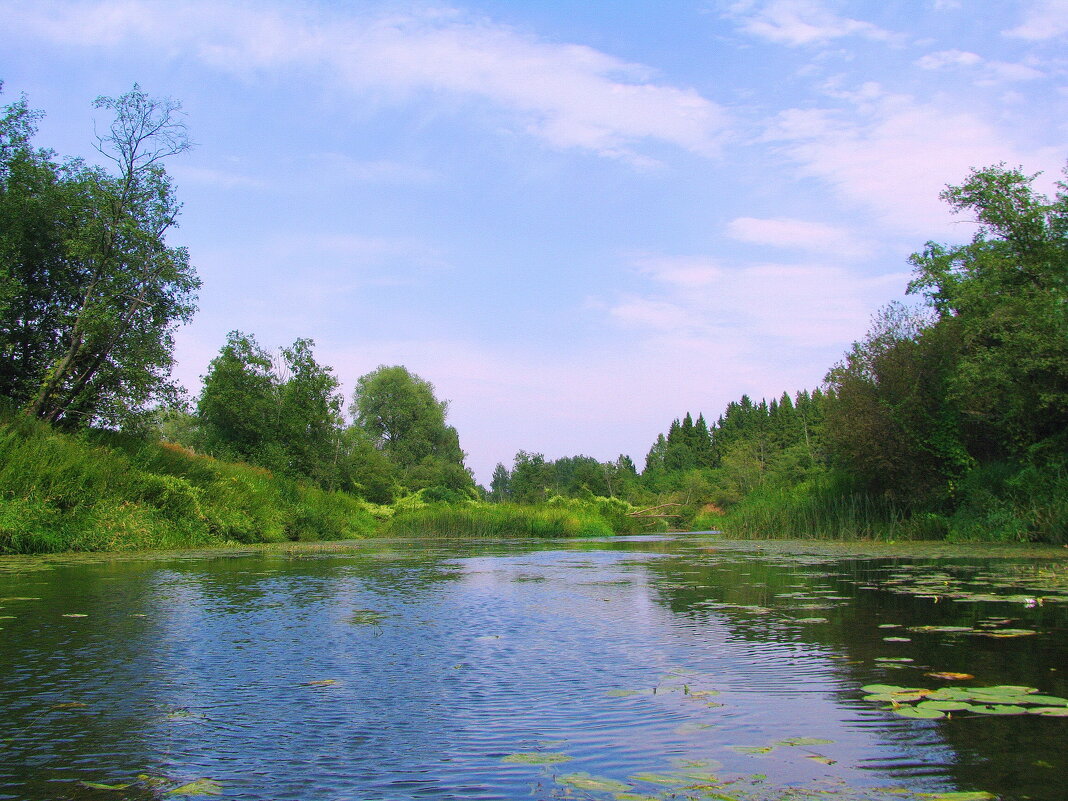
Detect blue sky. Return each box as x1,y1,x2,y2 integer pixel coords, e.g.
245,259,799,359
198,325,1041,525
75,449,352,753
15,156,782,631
2,0,1066,483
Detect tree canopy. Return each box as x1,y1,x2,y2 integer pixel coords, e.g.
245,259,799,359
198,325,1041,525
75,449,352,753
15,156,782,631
0,85,199,428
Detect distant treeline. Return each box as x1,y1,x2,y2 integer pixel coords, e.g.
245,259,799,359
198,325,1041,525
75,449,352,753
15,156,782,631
487,164,1067,543
2,87,1065,550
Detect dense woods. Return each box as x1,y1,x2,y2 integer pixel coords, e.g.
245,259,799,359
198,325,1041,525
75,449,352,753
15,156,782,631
1,87,1065,552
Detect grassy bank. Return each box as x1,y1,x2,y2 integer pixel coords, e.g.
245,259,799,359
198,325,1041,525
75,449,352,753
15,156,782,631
695,468,1068,544
0,413,378,554
388,496,654,539
0,416,651,554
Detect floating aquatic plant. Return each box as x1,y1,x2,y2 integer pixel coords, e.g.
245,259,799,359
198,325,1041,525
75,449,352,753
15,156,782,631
501,751,572,765
859,683,1068,719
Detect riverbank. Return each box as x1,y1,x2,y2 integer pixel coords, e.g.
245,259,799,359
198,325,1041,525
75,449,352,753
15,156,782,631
0,414,654,554
2,414,1064,555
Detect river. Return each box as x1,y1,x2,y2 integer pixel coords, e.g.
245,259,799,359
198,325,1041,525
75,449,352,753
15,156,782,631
1,535,1066,800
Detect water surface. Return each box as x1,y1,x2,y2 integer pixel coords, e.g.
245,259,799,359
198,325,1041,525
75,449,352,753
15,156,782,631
1,535,1066,800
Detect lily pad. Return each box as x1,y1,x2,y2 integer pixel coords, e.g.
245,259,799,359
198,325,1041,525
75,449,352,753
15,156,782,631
926,672,974,680
302,679,338,687
917,701,973,712
629,773,686,785
1016,694,1068,706
968,704,1028,715
917,793,995,801
558,773,631,792
728,745,775,755
892,705,945,719
167,778,223,795
776,737,834,747
861,684,924,694
805,754,837,765
971,629,1036,638
1028,706,1068,716
501,752,572,765
864,692,928,702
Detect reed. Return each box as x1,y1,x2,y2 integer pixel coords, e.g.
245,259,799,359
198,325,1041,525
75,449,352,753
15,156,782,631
696,478,907,541
387,502,615,539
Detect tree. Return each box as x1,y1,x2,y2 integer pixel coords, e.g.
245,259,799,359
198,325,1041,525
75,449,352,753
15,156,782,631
275,338,345,485
197,332,345,487
349,365,472,493
823,302,961,502
907,163,1068,460
197,331,276,462
1,85,199,427
489,462,512,501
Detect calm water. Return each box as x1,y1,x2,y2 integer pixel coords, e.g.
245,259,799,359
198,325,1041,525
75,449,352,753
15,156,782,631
1,535,1067,801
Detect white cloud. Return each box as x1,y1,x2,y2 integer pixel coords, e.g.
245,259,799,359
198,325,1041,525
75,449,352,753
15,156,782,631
982,61,1046,82
763,91,1063,234
915,50,1045,83
726,216,873,259
619,254,906,348
724,0,900,46
1005,0,1068,40
916,49,983,70
6,0,729,162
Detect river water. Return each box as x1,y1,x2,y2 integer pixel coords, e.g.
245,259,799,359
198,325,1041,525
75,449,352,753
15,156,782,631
1,535,1066,801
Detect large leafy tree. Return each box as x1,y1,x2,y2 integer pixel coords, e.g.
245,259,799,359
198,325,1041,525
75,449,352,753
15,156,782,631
349,365,472,493
0,85,199,427
907,163,1068,460
198,332,345,486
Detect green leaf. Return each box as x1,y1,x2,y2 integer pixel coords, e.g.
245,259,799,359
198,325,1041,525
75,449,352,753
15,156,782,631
917,701,973,712
1028,706,1068,716
968,704,1027,715
727,745,775,755
166,778,222,796
501,752,572,765
629,773,686,785
557,773,631,792
775,737,834,747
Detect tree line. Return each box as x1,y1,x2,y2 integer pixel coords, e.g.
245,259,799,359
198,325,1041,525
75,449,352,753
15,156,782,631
1,85,474,506
3,86,1064,542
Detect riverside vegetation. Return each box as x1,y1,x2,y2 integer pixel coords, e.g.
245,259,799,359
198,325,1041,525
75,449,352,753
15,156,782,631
1,87,1065,554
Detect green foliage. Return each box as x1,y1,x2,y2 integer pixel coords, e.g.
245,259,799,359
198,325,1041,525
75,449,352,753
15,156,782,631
908,163,1068,460
707,473,907,541
387,501,616,539
1,86,200,428
0,411,376,554
648,163,1067,544
197,332,349,489
492,450,642,504
349,365,473,495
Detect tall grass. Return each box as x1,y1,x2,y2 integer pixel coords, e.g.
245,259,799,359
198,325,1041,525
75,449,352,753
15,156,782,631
0,413,377,554
387,502,616,538
694,477,910,541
